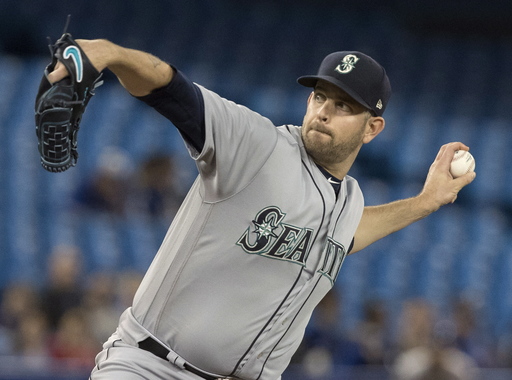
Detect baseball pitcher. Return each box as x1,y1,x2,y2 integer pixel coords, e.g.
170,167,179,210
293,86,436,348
39,31,475,380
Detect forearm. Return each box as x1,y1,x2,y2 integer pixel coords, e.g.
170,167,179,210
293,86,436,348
351,194,436,254
47,39,174,97
350,142,476,254
106,42,174,96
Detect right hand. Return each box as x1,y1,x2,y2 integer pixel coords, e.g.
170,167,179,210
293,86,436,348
419,142,476,209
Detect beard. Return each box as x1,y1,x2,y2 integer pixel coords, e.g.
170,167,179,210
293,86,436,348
301,122,365,166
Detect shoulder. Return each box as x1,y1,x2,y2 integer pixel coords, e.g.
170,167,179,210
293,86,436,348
276,124,302,144
198,85,277,129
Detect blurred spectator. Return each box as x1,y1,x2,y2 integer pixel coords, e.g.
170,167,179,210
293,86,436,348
0,282,40,331
395,298,435,352
132,153,185,220
48,307,99,370
0,324,11,355
393,298,479,380
14,309,51,364
115,270,144,312
355,299,389,365
451,298,493,367
74,146,134,216
40,245,84,331
82,272,121,344
496,321,512,368
0,282,41,355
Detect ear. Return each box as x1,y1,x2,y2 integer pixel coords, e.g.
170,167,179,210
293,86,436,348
307,91,314,105
363,116,385,144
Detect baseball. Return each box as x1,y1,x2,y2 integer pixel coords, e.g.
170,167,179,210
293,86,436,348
450,150,475,178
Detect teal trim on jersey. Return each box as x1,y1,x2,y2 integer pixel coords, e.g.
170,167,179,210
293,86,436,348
63,46,83,83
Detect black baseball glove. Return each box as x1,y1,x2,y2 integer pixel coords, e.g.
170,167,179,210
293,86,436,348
35,30,103,172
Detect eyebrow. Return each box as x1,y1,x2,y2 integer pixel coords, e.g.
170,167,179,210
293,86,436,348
315,85,357,104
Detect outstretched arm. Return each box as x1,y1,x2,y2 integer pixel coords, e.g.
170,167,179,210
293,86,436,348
47,39,174,97
350,142,476,254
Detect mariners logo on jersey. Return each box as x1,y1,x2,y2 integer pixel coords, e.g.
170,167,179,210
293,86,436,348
335,54,359,74
236,206,313,266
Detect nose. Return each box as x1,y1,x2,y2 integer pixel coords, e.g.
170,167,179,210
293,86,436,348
316,100,333,122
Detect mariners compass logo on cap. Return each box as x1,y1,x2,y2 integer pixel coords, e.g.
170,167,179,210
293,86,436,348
335,54,360,74
297,51,392,116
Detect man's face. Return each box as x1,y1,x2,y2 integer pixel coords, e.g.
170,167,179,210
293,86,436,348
301,80,371,168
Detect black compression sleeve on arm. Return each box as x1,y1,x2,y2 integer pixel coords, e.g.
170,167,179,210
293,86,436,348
136,68,206,152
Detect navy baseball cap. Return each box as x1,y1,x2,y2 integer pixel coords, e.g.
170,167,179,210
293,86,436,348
297,51,391,116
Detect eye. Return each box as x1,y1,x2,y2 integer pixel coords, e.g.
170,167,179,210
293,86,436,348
314,92,326,103
335,101,351,112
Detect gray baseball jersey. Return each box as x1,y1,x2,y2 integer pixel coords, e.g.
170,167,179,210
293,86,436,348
115,83,365,380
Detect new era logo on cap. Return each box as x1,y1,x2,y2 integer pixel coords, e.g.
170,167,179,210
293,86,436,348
297,51,391,116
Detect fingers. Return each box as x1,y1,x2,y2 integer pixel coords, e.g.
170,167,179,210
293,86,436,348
454,170,477,187
448,171,476,204
45,40,93,84
439,141,469,159
434,142,471,171
47,61,70,84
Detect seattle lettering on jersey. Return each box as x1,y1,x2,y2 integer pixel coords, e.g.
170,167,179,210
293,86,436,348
318,238,347,285
237,206,347,284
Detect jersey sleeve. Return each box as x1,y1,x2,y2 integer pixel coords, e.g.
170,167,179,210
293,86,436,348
136,68,206,153
194,85,279,201
137,67,280,202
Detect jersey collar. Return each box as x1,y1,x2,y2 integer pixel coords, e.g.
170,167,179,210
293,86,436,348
316,164,343,196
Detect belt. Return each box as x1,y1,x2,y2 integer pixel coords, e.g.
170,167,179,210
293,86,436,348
138,337,220,380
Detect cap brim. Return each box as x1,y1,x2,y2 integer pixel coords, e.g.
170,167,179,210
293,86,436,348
297,75,372,113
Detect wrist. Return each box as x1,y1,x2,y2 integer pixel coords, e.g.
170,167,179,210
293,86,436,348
75,38,116,73
94,39,120,71
415,190,441,216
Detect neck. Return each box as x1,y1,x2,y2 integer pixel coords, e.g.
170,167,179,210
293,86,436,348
318,164,348,180
315,150,359,180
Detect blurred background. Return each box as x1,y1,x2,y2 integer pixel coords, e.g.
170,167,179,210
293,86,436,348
1,0,512,379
